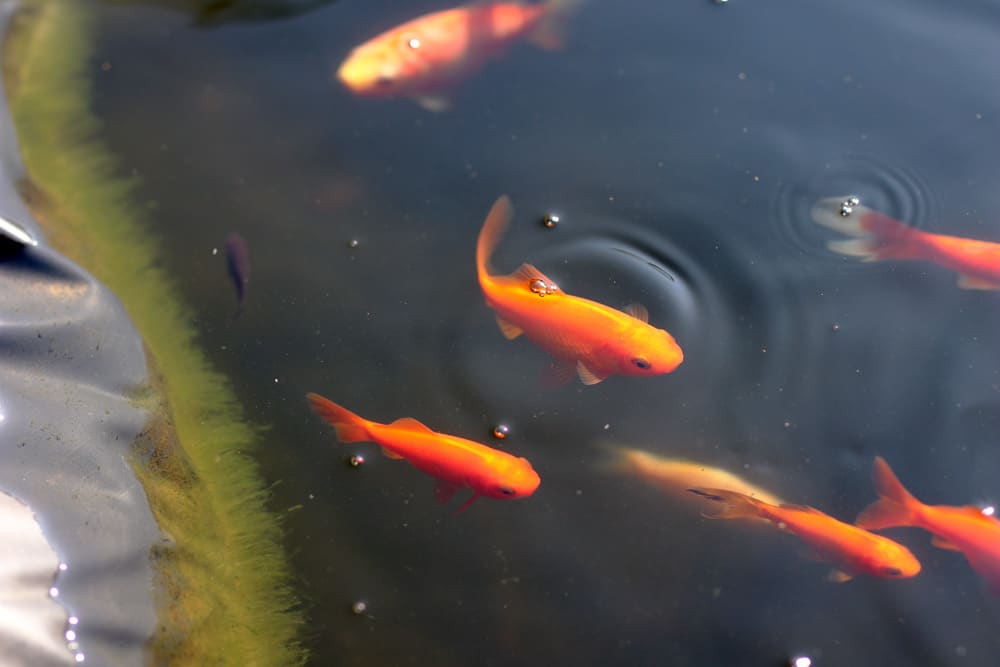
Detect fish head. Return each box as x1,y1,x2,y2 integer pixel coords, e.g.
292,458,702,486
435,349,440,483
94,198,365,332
869,539,922,579
612,325,684,377
336,35,411,97
481,456,541,501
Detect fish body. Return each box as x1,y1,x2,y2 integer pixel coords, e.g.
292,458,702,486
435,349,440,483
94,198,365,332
605,445,783,506
477,195,683,385
224,232,250,316
690,487,921,581
857,457,1000,593
307,393,540,511
336,0,579,111
812,196,1000,290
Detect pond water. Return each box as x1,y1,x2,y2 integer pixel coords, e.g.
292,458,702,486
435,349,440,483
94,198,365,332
92,0,1000,664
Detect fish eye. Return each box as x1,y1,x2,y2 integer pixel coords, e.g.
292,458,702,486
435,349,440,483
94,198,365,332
882,566,903,577
498,486,516,496
631,357,651,370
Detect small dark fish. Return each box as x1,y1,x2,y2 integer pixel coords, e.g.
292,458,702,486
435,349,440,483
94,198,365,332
225,232,250,317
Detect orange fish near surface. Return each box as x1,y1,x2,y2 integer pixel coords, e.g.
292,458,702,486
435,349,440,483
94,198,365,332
336,0,580,111
689,487,921,582
307,393,540,511
857,457,1000,594
812,196,1000,290
477,195,684,385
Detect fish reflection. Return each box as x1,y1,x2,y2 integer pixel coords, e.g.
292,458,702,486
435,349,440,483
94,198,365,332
603,445,783,506
336,0,581,111
812,196,1000,290
307,393,540,511
857,457,1000,594
477,195,683,385
224,232,250,317
689,487,921,582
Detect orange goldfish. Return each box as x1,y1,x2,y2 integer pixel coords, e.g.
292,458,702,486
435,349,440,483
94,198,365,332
477,195,684,385
336,0,580,111
689,487,922,581
603,444,784,506
812,196,1000,290
857,457,1000,594
307,393,540,511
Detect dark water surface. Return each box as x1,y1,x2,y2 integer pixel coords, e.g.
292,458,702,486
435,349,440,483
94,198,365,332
93,0,1000,664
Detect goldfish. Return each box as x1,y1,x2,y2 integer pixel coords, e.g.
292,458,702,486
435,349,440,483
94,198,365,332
307,393,540,511
602,444,783,506
689,487,922,582
857,457,1000,594
477,195,684,385
812,196,1000,290
336,0,581,111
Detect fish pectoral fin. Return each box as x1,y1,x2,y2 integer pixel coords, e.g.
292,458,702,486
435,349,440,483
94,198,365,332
778,503,824,515
496,315,524,340
957,273,1000,290
455,492,480,514
510,263,557,288
416,95,451,112
826,569,854,583
434,480,460,504
380,446,404,460
539,359,576,389
930,535,963,552
576,361,607,385
622,303,649,323
388,417,435,434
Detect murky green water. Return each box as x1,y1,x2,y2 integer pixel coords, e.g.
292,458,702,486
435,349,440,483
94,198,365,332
92,0,1000,664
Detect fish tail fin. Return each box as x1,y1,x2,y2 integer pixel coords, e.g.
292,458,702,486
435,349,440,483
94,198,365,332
591,442,635,475
306,393,371,443
528,0,583,50
688,487,765,520
477,195,514,285
856,457,920,529
810,196,919,261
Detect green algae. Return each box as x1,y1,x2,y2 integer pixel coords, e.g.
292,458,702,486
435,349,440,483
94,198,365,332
4,2,305,664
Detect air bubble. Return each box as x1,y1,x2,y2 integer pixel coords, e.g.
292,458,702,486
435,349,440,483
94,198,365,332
348,239,359,249
348,454,365,468
541,214,560,229
528,279,557,296
790,656,812,667
351,600,368,615
492,424,510,439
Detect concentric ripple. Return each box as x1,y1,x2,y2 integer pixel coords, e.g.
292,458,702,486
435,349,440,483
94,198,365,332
771,154,939,266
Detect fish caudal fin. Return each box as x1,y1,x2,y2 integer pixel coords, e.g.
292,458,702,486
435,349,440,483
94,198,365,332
688,487,764,520
477,195,514,285
528,0,584,51
810,196,917,262
306,393,371,443
855,457,919,530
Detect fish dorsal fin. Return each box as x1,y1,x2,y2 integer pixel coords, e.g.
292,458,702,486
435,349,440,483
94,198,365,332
380,446,404,460
389,417,435,434
930,535,962,551
511,263,556,287
622,303,648,323
576,361,606,385
416,95,451,112
779,503,823,515
957,273,1000,290
495,315,524,340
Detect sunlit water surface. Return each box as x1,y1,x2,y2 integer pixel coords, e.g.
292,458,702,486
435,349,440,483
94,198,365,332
92,0,1000,664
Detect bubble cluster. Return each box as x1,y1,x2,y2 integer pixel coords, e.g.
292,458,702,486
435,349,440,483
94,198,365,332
839,195,860,217
528,278,558,296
